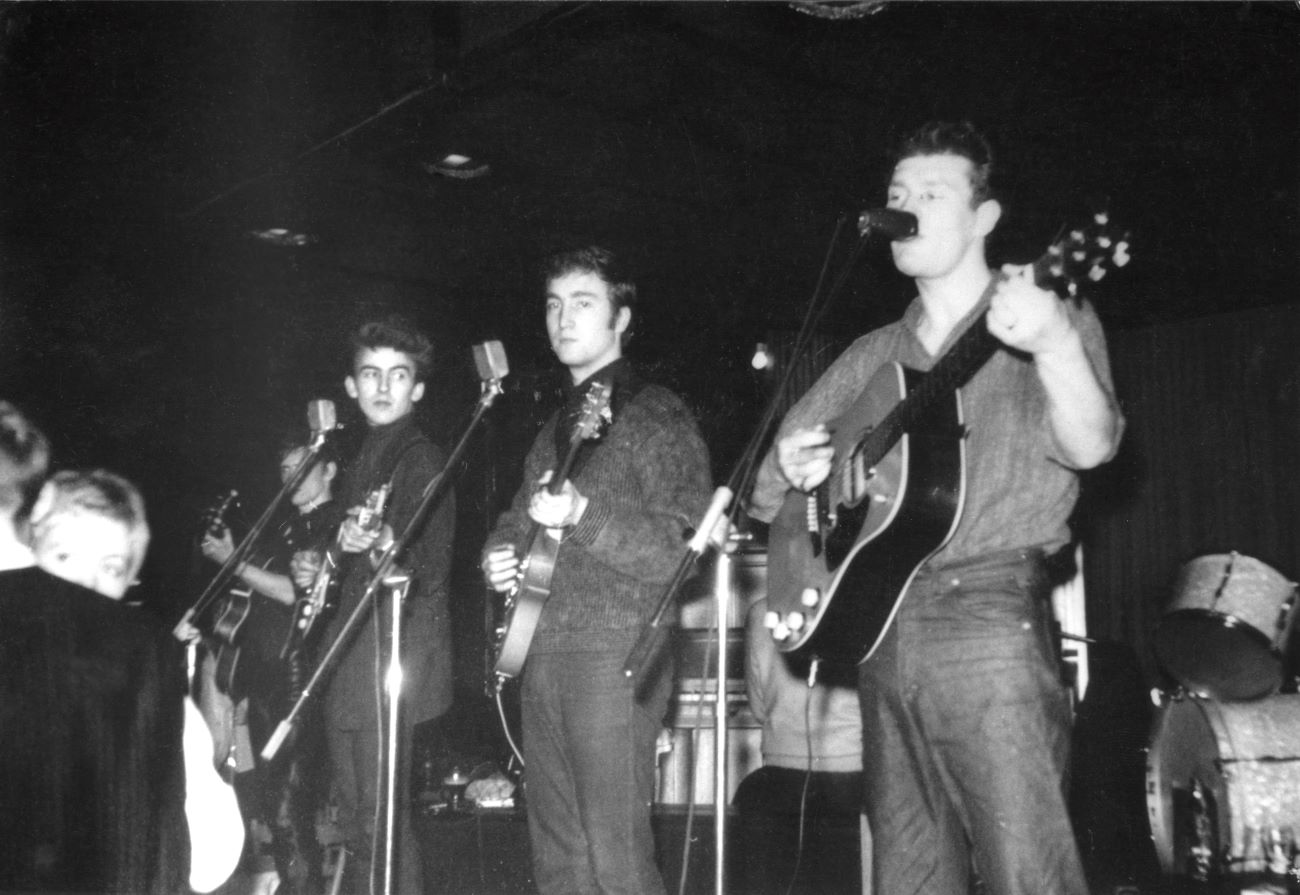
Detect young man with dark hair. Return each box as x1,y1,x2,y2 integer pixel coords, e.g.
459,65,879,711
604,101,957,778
294,314,455,894
749,121,1124,895
483,247,712,895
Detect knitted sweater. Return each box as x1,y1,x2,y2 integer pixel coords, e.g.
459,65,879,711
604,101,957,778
488,365,712,656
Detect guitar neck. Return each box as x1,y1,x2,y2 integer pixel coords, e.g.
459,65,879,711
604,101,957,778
857,281,1002,469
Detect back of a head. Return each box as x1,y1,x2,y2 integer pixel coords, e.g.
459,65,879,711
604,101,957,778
0,401,51,522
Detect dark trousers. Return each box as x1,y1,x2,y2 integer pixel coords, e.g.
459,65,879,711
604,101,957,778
241,693,325,895
521,650,672,895
858,548,1087,895
326,715,424,895
733,766,864,895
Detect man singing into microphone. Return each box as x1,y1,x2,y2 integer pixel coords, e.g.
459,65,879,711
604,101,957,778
749,121,1123,895
293,315,455,895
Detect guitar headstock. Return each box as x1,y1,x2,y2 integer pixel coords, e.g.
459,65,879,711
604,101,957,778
357,482,391,531
574,381,614,442
200,490,239,537
1034,209,1132,303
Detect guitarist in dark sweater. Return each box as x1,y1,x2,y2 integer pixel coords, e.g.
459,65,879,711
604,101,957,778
185,436,340,895
483,246,711,895
292,315,455,895
749,122,1124,895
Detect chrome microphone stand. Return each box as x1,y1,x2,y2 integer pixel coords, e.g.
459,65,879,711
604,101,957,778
710,544,733,895
380,571,412,895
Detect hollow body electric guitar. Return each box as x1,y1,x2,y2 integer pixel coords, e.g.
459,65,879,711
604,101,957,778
198,492,280,695
494,381,613,679
766,213,1131,664
280,483,391,663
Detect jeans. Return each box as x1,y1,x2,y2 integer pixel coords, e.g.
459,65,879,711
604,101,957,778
521,649,671,895
858,548,1087,895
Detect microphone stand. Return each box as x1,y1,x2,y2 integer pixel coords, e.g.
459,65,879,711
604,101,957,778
380,571,412,895
623,214,888,893
264,373,506,763
174,426,331,637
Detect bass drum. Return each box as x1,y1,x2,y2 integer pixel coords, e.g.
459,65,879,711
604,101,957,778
1146,694,1300,876
1154,553,1297,701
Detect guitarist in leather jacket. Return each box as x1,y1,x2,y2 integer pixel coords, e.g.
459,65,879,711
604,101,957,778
748,122,1124,895
482,247,712,895
186,435,341,895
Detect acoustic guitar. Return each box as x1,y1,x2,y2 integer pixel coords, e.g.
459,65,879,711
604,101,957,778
766,212,1131,664
494,380,613,679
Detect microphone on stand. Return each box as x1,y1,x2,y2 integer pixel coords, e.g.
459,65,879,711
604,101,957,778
472,340,509,383
857,207,918,240
306,399,337,435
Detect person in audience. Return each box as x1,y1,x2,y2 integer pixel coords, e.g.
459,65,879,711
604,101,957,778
29,468,150,600
0,403,193,892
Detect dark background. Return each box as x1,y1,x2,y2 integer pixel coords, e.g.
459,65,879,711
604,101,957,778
2,1,1297,694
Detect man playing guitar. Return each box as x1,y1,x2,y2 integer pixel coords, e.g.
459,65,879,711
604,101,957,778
748,121,1124,895
291,315,455,895
482,246,712,895
185,435,341,895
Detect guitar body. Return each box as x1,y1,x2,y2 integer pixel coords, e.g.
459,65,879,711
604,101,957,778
765,210,1131,663
211,576,292,698
492,380,613,680
493,527,561,679
280,558,342,664
281,483,390,665
767,362,966,664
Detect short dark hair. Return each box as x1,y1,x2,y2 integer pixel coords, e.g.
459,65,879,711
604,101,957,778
894,120,995,205
542,245,638,344
350,315,434,382
0,401,50,518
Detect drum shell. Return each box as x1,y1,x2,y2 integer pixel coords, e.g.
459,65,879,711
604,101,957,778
1146,694,1300,876
1154,553,1297,701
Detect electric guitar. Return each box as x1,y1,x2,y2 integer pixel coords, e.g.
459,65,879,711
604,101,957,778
766,213,1131,664
280,482,391,662
494,380,613,679
196,492,273,693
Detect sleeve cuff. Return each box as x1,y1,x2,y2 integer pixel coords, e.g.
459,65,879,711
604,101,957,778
566,496,611,546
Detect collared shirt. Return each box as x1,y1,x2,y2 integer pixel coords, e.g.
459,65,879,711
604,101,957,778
749,296,1121,564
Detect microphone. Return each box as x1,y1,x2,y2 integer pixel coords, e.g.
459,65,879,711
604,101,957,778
857,208,918,240
306,399,337,435
472,340,509,383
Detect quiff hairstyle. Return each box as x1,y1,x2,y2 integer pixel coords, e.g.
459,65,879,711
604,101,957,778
895,120,995,206
542,245,638,345
350,315,434,382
